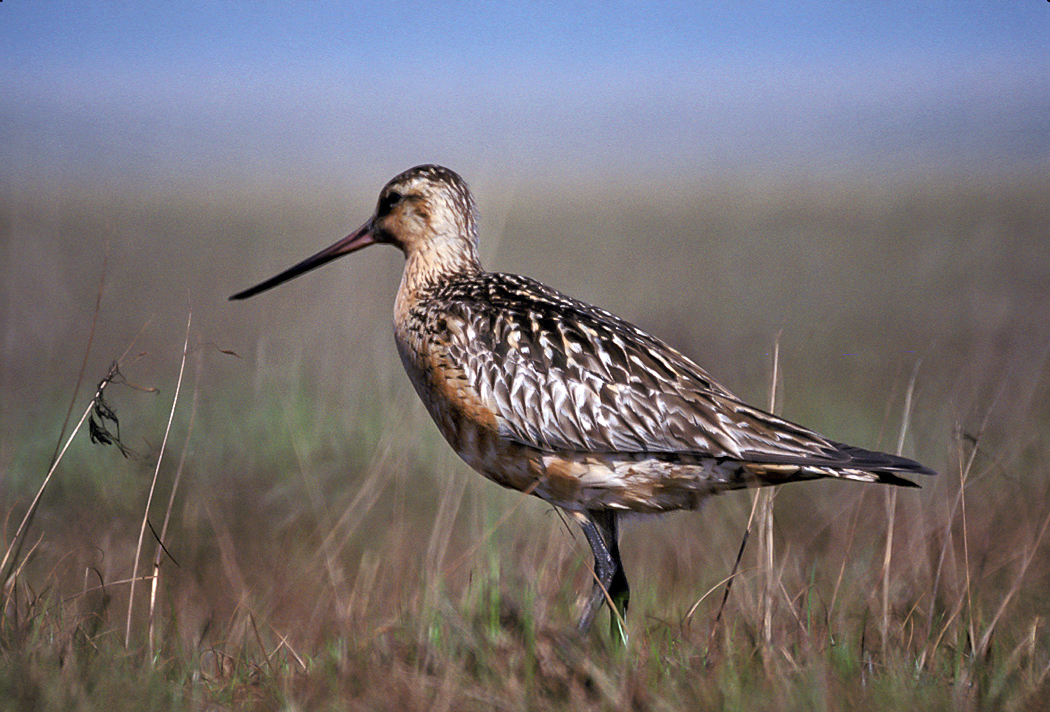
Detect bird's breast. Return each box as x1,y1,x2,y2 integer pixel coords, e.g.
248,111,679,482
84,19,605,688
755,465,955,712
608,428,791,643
393,300,543,494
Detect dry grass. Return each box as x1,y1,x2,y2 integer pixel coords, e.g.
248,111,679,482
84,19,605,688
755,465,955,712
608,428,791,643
2,172,1049,710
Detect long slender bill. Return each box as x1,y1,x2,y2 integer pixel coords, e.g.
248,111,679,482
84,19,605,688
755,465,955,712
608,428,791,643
230,220,376,300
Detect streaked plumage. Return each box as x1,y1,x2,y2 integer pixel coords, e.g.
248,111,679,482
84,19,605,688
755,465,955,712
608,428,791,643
232,164,935,638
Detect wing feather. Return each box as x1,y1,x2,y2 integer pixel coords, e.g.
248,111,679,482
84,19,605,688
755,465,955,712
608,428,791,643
434,273,849,464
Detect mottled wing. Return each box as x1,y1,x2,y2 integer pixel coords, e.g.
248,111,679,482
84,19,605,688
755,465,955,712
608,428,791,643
438,273,862,466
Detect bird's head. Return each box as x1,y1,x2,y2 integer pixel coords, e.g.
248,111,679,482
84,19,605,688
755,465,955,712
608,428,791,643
230,164,480,301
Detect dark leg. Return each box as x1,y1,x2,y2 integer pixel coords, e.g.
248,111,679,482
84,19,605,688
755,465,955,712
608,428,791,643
575,509,630,642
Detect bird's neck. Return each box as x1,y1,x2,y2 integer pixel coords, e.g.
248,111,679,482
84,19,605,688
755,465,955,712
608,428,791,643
395,234,482,323
401,235,481,293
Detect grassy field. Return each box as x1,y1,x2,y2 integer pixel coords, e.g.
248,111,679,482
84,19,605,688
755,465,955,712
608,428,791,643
2,171,1049,710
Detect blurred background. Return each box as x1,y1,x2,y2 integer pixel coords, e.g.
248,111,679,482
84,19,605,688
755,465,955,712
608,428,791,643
2,0,1049,505
3,0,1047,413
2,0,1049,490
2,4,1050,702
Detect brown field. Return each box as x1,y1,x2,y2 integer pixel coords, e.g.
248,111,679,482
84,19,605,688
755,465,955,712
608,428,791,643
2,171,1049,710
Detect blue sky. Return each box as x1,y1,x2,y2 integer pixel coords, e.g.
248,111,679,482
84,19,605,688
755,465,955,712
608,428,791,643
3,2,1048,192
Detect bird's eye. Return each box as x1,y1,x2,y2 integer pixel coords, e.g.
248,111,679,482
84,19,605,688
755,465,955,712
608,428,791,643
379,190,402,215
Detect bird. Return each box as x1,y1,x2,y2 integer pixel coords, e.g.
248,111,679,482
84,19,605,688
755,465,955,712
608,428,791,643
231,164,935,639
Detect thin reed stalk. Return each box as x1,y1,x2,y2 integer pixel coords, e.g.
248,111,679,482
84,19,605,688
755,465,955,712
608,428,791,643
880,360,919,649
148,344,203,657
710,332,781,654
125,313,192,647
1,395,97,590
757,332,782,646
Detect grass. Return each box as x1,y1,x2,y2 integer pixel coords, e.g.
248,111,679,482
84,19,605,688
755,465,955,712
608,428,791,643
2,171,1050,709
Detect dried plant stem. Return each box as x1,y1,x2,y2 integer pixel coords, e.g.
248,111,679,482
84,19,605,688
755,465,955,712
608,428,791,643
922,385,1002,669
1,394,97,589
708,487,762,652
3,256,110,596
758,332,782,645
881,360,919,648
250,613,279,679
148,345,202,657
50,252,108,467
125,313,192,647
976,501,1050,660
710,333,781,651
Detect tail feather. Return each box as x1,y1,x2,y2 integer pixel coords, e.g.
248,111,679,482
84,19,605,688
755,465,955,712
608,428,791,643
738,440,936,489
827,441,937,483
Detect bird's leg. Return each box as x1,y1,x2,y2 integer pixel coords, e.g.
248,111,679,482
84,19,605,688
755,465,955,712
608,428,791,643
576,509,630,643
